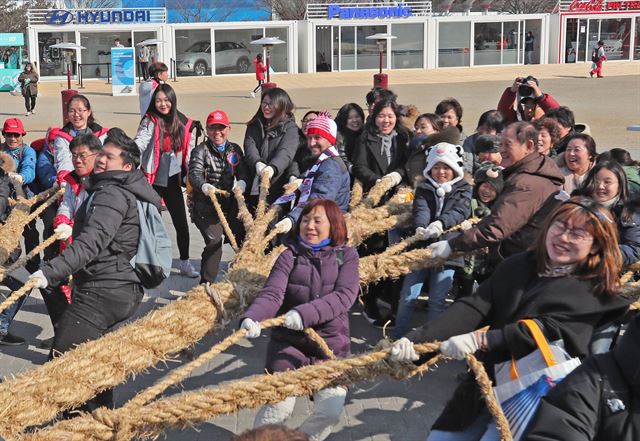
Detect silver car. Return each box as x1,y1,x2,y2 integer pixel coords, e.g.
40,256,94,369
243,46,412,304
177,41,251,76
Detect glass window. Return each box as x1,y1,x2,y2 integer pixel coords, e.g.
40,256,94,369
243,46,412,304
474,22,502,65
341,26,355,71
315,25,332,72
438,22,470,67
214,28,261,75
391,23,424,69
133,31,157,79
356,25,387,70
37,32,76,77
565,18,579,63
588,19,600,62
635,17,640,60
332,26,339,71
175,29,211,77
503,23,519,64
601,18,631,60
265,27,288,74
524,19,541,65
78,31,132,80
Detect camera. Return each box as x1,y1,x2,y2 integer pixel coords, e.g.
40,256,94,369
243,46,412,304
518,75,538,97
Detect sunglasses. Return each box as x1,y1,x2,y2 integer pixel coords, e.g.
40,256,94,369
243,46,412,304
3,132,21,138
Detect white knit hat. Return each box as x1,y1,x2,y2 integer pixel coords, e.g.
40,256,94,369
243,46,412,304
424,142,465,180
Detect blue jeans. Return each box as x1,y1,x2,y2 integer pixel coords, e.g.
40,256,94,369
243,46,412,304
391,266,455,339
0,278,31,335
427,409,500,441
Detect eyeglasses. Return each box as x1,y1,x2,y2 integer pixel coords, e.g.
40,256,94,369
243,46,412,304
68,108,89,115
72,152,97,161
261,101,274,109
301,118,316,124
3,133,20,138
549,221,593,242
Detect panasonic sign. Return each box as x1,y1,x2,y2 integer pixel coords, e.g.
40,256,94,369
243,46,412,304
46,9,152,25
327,3,413,19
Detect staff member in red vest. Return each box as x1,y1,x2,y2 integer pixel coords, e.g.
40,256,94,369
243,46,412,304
134,83,199,278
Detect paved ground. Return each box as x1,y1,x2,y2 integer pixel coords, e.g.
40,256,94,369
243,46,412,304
0,62,639,440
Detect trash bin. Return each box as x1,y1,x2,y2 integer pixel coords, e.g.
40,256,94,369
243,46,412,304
61,89,78,125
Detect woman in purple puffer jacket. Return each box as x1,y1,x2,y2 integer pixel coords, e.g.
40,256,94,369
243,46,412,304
240,198,360,441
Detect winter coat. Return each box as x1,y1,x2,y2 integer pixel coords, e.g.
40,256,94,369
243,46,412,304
35,148,56,191
53,122,109,180
351,124,411,190
1,143,36,186
286,132,312,179
134,113,196,186
413,179,472,231
41,169,162,289
18,70,38,96
138,78,160,118
449,152,564,261
524,313,640,441
287,155,351,224
188,140,248,218
614,204,640,266
242,241,360,373
623,165,640,198
0,154,13,222
404,127,461,188
335,128,362,173
243,115,299,202
497,88,560,124
254,58,267,81
54,171,90,228
406,251,631,432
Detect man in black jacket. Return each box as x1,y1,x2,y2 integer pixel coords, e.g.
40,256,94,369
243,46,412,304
524,313,640,440
29,128,162,409
188,110,247,284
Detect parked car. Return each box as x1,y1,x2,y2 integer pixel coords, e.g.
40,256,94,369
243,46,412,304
177,40,251,76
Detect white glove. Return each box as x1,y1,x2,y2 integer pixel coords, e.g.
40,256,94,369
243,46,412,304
261,166,275,180
425,221,444,240
383,171,402,187
240,318,261,339
440,332,480,360
289,176,303,188
415,227,429,240
459,219,475,231
201,183,215,195
255,162,267,175
275,218,293,233
428,240,452,259
233,179,246,194
390,337,419,362
29,270,49,289
54,223,73,241
283,310,304,331
8,172,23,185
554,190,571,202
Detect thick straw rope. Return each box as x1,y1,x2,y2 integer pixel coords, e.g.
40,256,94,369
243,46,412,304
0,279,38,316
0,233,62,284
207,188,239,251
255,173,271,219
18,342,445,441
233,188,254,231
349,180,364,209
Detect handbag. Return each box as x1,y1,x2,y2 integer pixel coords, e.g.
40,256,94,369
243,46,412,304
492,319,581,441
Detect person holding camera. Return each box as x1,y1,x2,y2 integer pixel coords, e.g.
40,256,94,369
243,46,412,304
497,76,560,124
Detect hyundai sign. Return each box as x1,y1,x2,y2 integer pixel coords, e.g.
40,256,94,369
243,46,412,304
327,3,414,19
45,9,153,25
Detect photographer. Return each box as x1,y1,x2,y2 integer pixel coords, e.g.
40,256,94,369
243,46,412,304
498,76,559,124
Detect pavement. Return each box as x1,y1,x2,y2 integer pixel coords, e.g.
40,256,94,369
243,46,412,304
0,62,639,440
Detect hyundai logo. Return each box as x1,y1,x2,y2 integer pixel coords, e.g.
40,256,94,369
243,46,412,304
46,10,74,25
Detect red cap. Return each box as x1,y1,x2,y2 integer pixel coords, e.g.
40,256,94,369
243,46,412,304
206,110,230,127
2,118,26,136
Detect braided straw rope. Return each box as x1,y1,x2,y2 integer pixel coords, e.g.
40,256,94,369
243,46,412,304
18,342,446,441
255,173,271,219
349,180,364,209
207,188,239,251
363,176,396,207
233,188,254,231
0,233,62,284
0,279,38,316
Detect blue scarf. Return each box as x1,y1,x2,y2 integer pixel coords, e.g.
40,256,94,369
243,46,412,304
298,236,331,252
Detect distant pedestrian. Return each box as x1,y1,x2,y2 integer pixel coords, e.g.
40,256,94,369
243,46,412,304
590,40,607,78
250,53,267,98
18,63,39,116
525,31,535,64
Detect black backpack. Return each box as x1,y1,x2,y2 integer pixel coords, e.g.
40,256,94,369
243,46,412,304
592,48,600,63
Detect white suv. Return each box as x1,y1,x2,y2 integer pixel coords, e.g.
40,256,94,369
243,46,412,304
177,41,251,76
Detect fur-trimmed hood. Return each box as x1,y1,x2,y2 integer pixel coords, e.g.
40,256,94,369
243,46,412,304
0,151,16,175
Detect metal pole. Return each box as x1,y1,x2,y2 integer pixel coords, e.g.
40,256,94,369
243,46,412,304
66,63,71,90
266,47,271,83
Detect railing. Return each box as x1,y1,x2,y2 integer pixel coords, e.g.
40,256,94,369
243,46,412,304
77,63,111,89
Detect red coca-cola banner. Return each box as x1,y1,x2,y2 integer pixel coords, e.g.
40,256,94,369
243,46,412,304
568,0,640,11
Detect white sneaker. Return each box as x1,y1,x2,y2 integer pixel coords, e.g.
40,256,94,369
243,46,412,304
250,91,256,98
31,110,35,115
179,260,199,278
25,111,31,116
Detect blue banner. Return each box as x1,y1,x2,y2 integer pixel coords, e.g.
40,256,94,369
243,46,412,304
0,33,24,46
0,69,21,92
111,47,136,96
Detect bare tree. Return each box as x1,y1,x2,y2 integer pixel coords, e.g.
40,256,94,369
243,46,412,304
63,0,118,7
492,0,556,13
0,0,53,34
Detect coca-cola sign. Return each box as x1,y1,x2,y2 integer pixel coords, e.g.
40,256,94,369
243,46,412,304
567,0,640,11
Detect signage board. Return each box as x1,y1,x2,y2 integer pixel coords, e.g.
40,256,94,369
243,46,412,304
111,47,136,96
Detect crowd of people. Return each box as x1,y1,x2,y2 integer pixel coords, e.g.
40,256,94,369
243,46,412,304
0,62,638,440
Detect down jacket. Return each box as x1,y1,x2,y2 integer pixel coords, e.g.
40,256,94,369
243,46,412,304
497,88,560,124
41,170,162,289
243,115,299,202
524,313,640,441
53,122,109,181
449,151,564,261
242,241,360,373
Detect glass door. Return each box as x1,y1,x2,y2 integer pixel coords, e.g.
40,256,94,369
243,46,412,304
315,25,332,72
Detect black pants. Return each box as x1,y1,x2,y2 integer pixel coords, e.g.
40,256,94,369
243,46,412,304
193,204,244,284
140,61,149,80
153,174,190,260
50,282,143,410
41,286,69,328
252,79,264,93
24,89,36,112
